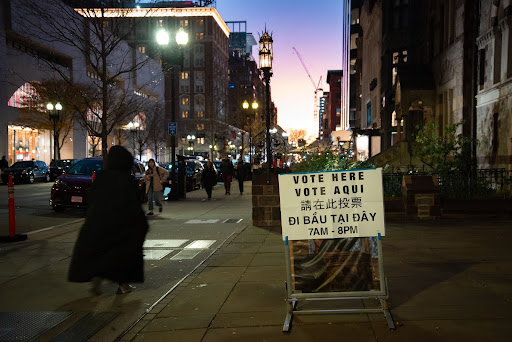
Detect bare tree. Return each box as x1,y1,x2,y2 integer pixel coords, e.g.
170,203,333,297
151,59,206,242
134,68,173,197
146,104,167,163
18,79,85,160
289,129,307,145
13,0,161,164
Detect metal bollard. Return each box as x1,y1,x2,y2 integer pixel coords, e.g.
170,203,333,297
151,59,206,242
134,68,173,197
0,175,27,242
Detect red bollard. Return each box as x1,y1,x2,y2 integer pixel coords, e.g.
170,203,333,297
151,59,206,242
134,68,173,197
92,171,96,182
8,175,15,237
0,175,27,242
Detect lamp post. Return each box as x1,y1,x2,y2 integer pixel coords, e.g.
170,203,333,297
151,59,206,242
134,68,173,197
127,121,140,159
259,28,273,183
157,27,188,200
187,134,195,154
46,102,62,162
242,100,258,166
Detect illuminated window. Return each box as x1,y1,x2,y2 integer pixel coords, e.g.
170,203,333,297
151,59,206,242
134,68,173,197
181,72,189,80
180,19,189,27
195,32,204,40
181,96,189,106
197,110,204,118
8,82,37,108
181,110,189,118
196,123,204,131
392,50,407,86
103,20,109,28
197,137,205,144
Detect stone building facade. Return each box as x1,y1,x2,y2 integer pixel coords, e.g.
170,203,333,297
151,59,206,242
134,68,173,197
476,0,512,170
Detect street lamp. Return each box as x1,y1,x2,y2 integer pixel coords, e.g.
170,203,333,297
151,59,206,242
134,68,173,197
187,134,195,154
157,27,189,200
259,27,273,183
127,121,140,158
47,101,62,162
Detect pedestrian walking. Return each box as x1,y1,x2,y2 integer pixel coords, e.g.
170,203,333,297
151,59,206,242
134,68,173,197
201,160,217,200
0,156,8,174
144,159,169,215
236,157,247,195
220,156,234,195
68,146,148,295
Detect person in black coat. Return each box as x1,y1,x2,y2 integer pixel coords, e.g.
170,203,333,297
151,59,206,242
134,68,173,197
220,156,234,195
68,146,149,295
235,157,247,194
201,160,217,200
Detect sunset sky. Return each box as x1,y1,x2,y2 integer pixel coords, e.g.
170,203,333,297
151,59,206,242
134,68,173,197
216,0,344,139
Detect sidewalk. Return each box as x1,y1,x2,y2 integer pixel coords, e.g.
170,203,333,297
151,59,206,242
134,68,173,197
120,198,512,341
1,182,512,342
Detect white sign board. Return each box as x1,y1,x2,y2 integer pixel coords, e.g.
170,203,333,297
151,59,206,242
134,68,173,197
279,168,385,241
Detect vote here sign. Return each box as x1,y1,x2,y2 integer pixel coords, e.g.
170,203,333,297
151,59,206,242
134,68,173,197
278,168,385,241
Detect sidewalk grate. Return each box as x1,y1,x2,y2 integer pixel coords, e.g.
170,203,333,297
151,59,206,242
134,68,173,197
0,311,73,341
223,218,243,223
51,312,119,342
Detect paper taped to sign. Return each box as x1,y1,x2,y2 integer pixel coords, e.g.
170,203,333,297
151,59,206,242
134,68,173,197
279,168,385,241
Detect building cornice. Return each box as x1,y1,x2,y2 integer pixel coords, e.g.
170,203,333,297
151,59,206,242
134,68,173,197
74,7,230,38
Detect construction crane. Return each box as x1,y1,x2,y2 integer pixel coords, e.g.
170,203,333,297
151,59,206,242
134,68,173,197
292,47,323,136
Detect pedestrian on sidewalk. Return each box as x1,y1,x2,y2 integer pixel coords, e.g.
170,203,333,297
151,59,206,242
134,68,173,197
0,156,8,175
220,156,234,195
235,157,247,195
144,159,169,215
68,145,149,295
201,160,217,200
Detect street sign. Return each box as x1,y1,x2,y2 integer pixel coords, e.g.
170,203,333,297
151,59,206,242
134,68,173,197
168,122,177,136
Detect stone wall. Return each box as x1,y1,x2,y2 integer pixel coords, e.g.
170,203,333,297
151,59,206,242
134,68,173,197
252,169,282,227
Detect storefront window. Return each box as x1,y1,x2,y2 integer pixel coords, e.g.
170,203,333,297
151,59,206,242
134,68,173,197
8,125,49,164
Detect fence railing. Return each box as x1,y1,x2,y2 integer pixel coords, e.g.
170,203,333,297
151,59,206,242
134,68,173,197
383,169,512,199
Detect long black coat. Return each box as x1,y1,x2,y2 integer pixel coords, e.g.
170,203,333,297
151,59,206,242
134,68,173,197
202,167,217,189
68,148,148,283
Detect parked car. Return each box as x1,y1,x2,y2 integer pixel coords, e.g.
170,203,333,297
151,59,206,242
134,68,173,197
1,160,50,184
50,158,147,211
186,159,204,191
49,159,80,181
164,159,204,191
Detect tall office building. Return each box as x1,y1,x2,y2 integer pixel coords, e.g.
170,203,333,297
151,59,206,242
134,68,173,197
78,5,230,158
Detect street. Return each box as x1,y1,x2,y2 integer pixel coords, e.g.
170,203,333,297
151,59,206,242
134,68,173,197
0,182,251,341
0,181,85,235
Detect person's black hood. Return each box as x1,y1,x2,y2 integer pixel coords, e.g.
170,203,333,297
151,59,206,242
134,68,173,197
107,146,133,172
